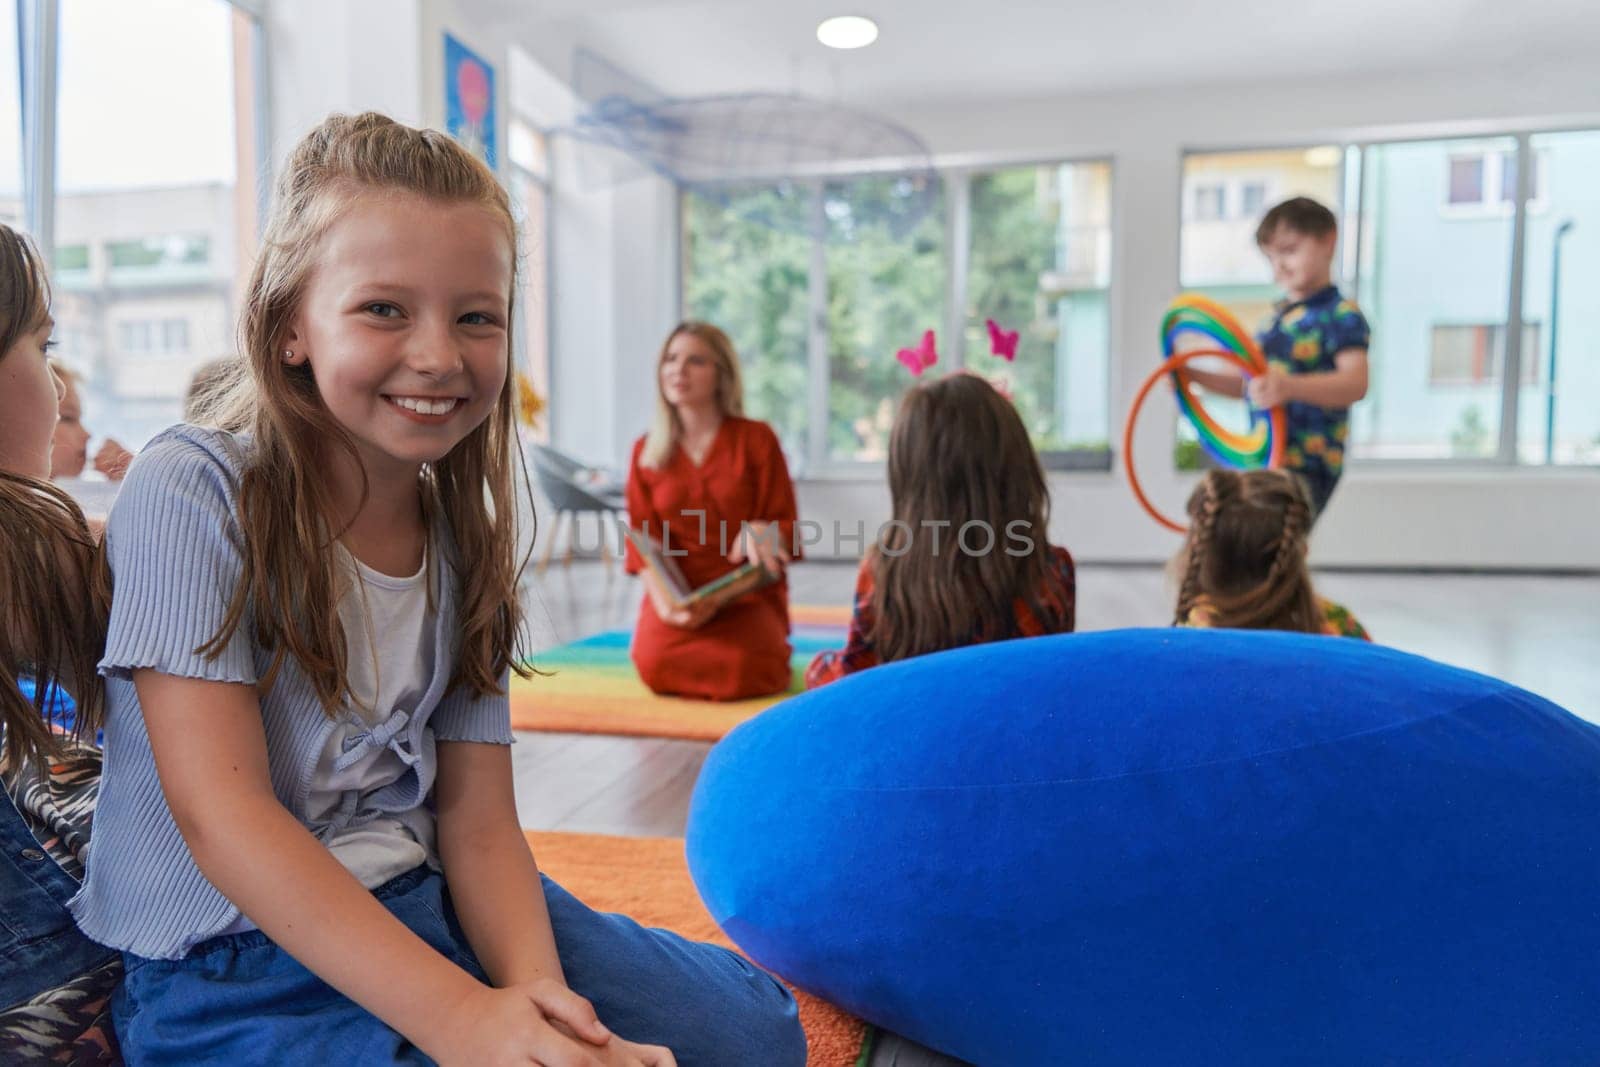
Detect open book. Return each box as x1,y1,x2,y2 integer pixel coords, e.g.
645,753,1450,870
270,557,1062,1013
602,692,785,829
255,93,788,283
623,526,778,611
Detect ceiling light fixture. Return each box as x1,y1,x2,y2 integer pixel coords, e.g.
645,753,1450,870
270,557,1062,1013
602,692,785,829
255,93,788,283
817,15,879,50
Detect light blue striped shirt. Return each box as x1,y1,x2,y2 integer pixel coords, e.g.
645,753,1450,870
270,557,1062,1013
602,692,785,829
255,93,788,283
69,425,513,959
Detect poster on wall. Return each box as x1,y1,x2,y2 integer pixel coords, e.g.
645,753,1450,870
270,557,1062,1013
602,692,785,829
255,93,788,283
445,34,496,169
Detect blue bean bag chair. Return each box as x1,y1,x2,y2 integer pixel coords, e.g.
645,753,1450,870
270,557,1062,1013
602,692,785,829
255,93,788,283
18,675,79,736
686,629,1600,1065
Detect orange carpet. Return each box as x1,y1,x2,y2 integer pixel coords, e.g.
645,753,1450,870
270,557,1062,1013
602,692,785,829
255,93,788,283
511,604,851,741
527,830,869,1066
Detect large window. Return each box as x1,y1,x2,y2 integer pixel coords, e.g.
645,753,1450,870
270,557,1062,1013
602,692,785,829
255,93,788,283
825,175,946,462
115,318,193,357
0,8,20,229
683,160,1112,472
1180,145,1346,319
1516,130,1600,464
1180,133,1593,466
105,235,211,270
1429,323,1540,387
966,161,1112,453
50,0,262,451
1355,137,1517,459
1444,148,1544,210
1177,146,1348,467
682,185,812,461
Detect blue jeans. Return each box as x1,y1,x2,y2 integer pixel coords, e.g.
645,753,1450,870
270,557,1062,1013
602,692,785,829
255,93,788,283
0,791,116,1012
112,866,805,1066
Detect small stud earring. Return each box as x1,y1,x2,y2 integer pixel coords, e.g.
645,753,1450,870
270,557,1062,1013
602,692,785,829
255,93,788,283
282,350,294,363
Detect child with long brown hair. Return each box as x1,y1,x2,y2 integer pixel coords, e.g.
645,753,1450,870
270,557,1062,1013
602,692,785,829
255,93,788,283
0,222,120,1060
1172,468,1369,638
806,373,1075,686
71,114,802,1066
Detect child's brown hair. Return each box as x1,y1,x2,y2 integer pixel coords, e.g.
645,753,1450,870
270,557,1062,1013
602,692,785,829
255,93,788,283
0,224,107,767
1255,196,1338,247
872,373,1066,663
1173,469,1319,633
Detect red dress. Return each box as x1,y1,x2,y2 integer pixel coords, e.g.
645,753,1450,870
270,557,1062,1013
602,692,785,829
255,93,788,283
624,417,801,700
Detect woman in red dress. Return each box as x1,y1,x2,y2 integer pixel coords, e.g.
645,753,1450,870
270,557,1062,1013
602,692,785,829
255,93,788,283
624,322,800,700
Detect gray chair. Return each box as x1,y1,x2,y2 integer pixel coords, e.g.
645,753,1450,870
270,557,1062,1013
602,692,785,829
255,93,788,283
530,442,585,480
528,445,627,574
530,443,626,496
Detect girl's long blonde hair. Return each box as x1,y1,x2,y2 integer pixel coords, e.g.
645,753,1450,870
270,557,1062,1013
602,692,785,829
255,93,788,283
1173,469,1318,633
0,224,106,767
639,321,744,469
198,112,532,711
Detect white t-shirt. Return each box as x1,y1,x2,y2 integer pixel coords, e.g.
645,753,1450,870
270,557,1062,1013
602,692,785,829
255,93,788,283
312,546,437,885
221,545,437,935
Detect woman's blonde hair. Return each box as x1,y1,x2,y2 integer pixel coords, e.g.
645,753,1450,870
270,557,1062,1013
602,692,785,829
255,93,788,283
0,223,106,767
199,112,532,712
1173,469,1318,633
639,321,744,469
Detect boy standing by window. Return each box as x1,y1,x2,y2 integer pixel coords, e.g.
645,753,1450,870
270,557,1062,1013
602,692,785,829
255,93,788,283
1188,196,1371,520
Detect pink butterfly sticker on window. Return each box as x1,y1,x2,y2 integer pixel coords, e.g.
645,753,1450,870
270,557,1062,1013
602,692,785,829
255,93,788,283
896,329,939,376
986,319,1019,362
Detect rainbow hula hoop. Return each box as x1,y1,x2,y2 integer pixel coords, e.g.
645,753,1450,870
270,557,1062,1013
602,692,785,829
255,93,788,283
1123,295,1287,533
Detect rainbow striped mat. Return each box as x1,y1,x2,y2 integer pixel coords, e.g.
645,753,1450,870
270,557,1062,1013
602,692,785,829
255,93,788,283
509,604,850,741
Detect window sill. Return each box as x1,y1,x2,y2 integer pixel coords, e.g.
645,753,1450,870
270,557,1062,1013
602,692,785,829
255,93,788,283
799,455,1599,486
1345,460,1599,479
797,448,1113,483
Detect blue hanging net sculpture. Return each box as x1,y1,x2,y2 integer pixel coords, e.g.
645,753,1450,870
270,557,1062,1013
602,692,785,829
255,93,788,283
551,48,939,240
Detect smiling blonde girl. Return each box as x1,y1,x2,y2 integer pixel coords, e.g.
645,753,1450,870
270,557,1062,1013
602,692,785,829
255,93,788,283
72,114,802,1067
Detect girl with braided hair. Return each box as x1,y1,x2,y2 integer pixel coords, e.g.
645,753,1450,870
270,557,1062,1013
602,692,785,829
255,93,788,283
1172,469,1369,639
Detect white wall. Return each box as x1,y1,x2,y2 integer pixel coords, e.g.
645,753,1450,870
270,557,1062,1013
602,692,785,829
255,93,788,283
539,164,679,469
264,0,423,163
608,177,680,461
503,46,682,469
545,153,620,465
265,0,514,180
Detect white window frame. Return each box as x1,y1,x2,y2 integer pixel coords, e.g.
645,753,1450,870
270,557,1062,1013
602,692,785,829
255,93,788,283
1236,178,1270,220
161,317,190,354
1427,322,1542,388
1441,147,1548,219
1189,181,1226,222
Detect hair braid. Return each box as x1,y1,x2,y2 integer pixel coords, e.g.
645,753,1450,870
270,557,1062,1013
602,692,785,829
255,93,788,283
1175,471,1231,624
1262,486,1306,582
1174,469,1320,634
